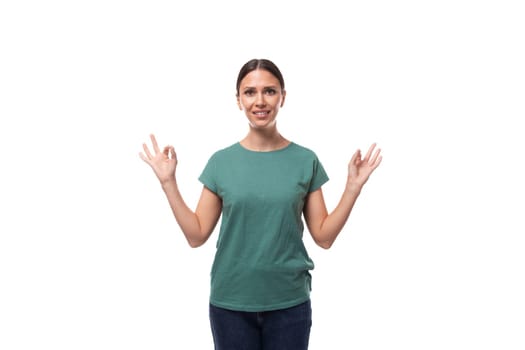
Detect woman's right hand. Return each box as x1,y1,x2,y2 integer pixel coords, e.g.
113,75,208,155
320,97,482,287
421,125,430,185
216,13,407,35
139,134,177,185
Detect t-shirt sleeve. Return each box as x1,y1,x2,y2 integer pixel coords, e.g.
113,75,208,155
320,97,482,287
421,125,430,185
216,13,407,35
198,153,218,194
308,154,329,192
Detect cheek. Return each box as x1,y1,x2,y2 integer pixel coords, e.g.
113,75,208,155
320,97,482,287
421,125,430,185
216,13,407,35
239,97,252,109
237,97,245,110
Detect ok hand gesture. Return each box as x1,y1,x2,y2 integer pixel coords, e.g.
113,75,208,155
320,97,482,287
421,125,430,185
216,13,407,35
139,134,177,185
347,143,382,189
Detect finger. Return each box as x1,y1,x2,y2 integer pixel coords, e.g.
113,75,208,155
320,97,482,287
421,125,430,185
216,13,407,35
150,134,161,154
139,152,152,166
138,152,151,164
169,146,177,161
369,147,382,165
372,155,383,170
363,143,376,161
349,149,360,166
163,145,170,157
142,143,153,159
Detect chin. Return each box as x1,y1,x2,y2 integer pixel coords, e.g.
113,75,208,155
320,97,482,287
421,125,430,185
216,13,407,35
250,121,275,129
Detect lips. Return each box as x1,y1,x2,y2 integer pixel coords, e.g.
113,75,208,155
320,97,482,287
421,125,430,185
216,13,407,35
253,111,270,118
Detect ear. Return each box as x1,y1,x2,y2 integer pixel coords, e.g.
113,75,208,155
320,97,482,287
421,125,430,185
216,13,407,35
280,90,286,107
236,95,243,110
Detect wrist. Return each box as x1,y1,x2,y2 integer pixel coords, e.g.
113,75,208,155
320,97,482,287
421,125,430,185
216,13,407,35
160,176,177,188
345,179,363,194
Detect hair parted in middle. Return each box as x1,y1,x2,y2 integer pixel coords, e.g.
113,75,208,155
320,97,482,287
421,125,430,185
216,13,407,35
236,59,285,96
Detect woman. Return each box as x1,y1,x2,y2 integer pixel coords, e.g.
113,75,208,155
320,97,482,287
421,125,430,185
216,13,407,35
139,58,382,349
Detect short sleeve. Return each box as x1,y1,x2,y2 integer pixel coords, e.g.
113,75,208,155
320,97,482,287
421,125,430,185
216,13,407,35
198,153,218,194
308,155,329,193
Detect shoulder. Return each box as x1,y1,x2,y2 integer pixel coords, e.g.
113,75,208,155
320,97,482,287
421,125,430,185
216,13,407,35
206,143,241,162
288,142,321,160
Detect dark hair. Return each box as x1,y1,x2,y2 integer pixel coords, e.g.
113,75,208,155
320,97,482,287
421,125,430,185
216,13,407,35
236,59,285,96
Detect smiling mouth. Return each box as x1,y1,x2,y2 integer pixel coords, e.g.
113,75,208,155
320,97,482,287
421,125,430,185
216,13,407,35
253,111,269,117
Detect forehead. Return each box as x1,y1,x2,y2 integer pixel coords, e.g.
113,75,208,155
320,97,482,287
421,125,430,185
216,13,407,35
240,69,280,87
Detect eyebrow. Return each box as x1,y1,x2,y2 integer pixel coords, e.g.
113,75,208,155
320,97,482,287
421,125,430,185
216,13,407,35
242,85,279,90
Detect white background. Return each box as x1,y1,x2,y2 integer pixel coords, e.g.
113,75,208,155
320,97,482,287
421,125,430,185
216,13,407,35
1,0,524,349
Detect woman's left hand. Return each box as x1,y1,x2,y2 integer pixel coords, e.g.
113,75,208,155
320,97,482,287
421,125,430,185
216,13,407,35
347,143,382,189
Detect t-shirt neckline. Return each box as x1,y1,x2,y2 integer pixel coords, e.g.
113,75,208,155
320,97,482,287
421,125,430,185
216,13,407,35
236,141,294,154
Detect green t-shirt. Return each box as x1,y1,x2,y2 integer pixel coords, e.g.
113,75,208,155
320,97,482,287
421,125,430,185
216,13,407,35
199,142,329,312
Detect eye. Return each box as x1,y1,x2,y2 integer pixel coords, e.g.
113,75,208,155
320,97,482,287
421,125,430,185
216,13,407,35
264,88,277,95
244,89,255,96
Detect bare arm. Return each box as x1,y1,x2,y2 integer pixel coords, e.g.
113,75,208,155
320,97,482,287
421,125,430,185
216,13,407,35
304,143,382,249
160,181,222,247
139,134,222,247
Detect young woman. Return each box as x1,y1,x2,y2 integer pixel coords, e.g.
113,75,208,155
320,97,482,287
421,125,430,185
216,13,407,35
139,58,382,349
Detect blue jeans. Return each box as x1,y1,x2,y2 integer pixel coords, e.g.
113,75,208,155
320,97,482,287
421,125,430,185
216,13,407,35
209,300,312,350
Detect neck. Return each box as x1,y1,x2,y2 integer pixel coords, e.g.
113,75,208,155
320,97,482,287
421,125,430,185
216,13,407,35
241,126,289,152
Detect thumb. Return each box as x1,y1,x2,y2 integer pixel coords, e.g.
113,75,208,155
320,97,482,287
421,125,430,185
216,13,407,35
169,146,177,161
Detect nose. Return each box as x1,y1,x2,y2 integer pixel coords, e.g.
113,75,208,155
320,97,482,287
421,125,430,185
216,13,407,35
255,92,266,106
